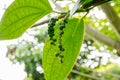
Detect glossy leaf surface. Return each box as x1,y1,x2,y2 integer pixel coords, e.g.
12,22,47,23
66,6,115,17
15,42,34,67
43,18,84,80
0,0,52,40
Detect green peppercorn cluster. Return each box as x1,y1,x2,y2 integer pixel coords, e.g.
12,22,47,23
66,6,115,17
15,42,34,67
48,13,69,63
55,17,68,63
48,18,58,45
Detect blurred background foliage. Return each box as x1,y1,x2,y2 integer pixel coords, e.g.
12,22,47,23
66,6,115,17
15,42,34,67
6,0,120,80
6,27,120,80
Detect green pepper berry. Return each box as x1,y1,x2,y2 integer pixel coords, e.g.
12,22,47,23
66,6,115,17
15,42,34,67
49,33,54,37
60,26,64,30
53,39,57,42
48,18,58,46
49,29,54,33
64,19,68,23
60,31,64,35
61,48,65,51
58,44,62,49
60,54,64,58
55,52,60,57
50,41,55,45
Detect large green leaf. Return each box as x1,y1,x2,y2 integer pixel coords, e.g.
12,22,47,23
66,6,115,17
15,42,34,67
0,0,52,40
43,18,84,80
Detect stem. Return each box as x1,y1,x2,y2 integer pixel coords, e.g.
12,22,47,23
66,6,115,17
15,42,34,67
72,70,103,80
101,3,120,38
81,11,89,19
53,11,67,14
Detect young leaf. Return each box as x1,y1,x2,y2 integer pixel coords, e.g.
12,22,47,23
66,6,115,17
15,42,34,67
0,0,52,40
70,0,92,16
43,18,84,80
70,0,81,16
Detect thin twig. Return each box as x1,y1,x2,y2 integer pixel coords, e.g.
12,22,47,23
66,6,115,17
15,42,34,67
72,70,104,80
32,14,65,28
75,63,120,79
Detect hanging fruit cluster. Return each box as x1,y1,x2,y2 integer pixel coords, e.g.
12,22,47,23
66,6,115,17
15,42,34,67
48,14,69,63
48,18,58,45
55,16,68,63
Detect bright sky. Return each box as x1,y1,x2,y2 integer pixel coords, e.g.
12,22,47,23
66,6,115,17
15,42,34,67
0,0,26,80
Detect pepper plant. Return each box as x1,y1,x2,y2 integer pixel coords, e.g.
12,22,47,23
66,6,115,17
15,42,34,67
0,0,111,80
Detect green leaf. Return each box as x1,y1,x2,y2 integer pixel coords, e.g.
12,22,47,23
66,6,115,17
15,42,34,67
0,0,52,40
43,18,84,80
